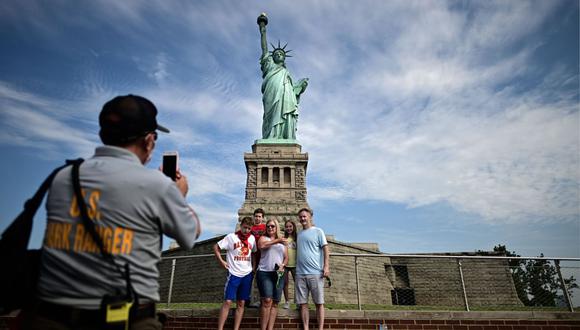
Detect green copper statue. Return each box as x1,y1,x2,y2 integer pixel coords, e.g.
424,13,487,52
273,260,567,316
257,13,308,140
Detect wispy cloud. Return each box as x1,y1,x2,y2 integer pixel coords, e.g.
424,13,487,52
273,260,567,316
180,156,245,200
296,1,578,223
0,82,97,158
0,0,577,228
188,202,238,236
139,52,170,86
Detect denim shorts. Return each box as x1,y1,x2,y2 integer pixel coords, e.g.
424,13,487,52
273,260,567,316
256,270,284,302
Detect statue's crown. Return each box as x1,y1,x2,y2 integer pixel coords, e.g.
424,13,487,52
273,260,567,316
270,40,292,57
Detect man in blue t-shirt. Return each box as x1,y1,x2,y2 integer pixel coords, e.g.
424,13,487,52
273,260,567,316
295,208,329,330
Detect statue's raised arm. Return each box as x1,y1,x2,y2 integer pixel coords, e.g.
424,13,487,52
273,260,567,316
256,13,308,141
257,13,269,58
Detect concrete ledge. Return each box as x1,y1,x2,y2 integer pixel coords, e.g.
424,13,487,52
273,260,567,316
3,309,579,330
157,308,580,320
154,309,580,330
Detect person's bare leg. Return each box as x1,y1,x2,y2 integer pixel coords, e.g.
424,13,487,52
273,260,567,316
300,304,309,330
234,300,246,330
260,298,272,330
315,304,325,330
283,274,289,303
267,302,279,330
217,300,232,330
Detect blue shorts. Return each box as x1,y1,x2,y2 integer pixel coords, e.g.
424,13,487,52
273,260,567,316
224,272,254,302
257,270,284,302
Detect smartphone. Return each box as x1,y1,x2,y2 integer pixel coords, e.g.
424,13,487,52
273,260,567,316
162,151,178,181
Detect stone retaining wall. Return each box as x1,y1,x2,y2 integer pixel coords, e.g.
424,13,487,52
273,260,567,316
390,256,521,308
159,309,580,330
2,309,578,329
158,237,522,308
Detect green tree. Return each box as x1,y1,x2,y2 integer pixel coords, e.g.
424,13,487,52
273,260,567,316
493,245,578,307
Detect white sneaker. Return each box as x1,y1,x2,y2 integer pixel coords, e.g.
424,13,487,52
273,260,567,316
283,302,290,309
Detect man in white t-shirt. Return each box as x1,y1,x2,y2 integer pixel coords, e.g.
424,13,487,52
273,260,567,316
214,217,257,330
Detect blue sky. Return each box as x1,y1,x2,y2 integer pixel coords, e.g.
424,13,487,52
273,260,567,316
0,1,578,260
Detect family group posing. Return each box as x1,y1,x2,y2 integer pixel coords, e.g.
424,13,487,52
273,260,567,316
214,208,330,330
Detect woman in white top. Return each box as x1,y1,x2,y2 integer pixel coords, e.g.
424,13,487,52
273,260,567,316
257,219,288,330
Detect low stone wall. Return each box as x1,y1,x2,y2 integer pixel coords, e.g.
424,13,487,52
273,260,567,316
159,237,226,303
390,256,521,308
325,240,392,305
159,309,580,330
158,238,522,308
2,309,578,329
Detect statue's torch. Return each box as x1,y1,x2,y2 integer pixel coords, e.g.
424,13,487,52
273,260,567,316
257,13,268,27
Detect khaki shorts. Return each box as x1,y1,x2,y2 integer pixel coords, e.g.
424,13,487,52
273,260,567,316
295,274,324,305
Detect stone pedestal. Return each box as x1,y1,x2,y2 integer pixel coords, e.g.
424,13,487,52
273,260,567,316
238,142,310,223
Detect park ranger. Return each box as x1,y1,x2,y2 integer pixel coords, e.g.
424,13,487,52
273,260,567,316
23,94,201,329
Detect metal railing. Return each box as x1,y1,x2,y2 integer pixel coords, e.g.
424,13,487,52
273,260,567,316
158,253,580,312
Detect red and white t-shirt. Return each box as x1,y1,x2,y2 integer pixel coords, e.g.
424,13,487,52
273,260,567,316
217,233,257,277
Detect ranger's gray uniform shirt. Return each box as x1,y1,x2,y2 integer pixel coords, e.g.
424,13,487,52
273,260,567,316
37,146,199,309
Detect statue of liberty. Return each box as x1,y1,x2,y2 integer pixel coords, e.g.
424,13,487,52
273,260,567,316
257,13,308,140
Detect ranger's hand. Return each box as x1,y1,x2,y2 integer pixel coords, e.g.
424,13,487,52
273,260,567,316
175,170,189,197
